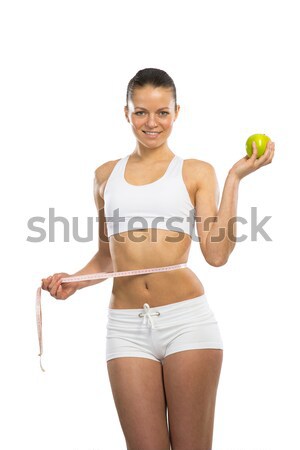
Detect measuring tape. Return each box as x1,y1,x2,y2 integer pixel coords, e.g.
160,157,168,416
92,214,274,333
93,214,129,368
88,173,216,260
36,263,188,372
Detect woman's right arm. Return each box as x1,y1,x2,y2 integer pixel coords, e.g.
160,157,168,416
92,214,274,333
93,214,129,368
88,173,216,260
41,163,114,299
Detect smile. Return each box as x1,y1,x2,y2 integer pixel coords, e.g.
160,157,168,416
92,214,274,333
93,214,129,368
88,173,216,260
143,131,161,135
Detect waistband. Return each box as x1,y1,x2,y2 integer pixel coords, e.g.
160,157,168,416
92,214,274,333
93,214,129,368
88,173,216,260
107,294,209,329
108,294,207,316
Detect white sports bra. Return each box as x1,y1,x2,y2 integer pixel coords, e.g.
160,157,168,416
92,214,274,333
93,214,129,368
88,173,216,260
103,154,196,238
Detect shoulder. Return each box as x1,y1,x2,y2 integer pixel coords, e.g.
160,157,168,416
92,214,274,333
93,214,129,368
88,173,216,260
182,158,216,189
183,158,215,171
94,158,122,184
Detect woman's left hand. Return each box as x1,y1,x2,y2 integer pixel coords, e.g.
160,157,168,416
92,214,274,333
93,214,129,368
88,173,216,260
229,140,275,181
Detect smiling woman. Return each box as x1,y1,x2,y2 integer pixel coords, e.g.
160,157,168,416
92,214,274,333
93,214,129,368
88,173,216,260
40,67,274,450
41,68,224,450
99,68,224,450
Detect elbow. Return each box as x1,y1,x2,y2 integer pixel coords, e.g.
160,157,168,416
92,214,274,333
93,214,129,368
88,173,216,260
208,259,228,267
205,255,229,267
202,242,233,267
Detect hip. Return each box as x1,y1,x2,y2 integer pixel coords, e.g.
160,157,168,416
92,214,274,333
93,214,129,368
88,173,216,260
106,294,224,362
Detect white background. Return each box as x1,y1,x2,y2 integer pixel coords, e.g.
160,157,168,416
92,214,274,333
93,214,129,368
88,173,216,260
1,0,299,449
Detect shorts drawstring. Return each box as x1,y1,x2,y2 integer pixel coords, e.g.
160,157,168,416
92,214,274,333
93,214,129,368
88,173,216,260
138,303,160,328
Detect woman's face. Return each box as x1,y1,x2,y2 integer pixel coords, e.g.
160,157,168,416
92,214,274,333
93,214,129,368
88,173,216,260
125,84,180,149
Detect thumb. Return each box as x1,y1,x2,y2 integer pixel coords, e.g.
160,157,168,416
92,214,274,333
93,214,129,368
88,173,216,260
251,141,258,159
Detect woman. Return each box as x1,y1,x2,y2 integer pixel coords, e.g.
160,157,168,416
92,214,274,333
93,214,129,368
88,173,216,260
41,68,275,450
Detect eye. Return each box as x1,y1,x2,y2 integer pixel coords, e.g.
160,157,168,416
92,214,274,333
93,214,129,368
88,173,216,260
159,111,169,116
134,111,145,116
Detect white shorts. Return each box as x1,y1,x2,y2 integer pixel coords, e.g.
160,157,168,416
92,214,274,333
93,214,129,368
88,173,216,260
106,294,223,364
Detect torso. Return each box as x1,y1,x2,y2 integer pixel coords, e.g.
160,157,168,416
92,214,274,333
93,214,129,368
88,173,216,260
98,153,205,309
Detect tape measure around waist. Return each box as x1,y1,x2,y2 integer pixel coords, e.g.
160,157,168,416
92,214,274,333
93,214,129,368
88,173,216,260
36,263,188,372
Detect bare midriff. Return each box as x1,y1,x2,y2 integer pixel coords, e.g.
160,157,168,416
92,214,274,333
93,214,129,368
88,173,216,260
108,228,204,309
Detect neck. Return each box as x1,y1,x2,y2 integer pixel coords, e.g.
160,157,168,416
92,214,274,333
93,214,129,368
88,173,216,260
132,142,174,162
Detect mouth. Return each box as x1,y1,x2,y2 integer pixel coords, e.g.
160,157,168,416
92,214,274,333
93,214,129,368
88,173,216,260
142,131,162,137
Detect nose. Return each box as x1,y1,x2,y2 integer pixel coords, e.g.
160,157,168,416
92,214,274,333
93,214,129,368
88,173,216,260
145,113,158,128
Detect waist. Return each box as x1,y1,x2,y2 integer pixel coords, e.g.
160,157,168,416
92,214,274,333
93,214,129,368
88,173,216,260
109,266,205,309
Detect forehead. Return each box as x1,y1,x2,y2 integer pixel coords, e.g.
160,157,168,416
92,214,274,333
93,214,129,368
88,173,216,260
130,85,174,107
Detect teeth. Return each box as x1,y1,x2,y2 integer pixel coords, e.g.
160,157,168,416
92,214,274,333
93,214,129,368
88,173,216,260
144,132,160,134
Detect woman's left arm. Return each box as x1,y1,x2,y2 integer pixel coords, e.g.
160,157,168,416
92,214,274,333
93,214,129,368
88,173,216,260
196,140,275,266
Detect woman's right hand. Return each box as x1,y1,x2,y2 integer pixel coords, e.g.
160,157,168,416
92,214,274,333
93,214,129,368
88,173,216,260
41,273,78,301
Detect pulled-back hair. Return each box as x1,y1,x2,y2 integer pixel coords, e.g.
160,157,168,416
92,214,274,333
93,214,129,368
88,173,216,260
126,68,177,108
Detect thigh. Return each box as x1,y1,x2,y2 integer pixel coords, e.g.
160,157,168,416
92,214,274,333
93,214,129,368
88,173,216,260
107,357,171,450
162,349,223,450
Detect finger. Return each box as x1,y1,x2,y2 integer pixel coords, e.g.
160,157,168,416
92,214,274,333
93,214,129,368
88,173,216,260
263,142,272,158
265,140,274,159
271,142,275,153
48,273,64,290
256,142,274,167
267,145,275,164
50,277,63,297
56,284,66,301
262,140,272,156
255,141,272,165
42,276,52,290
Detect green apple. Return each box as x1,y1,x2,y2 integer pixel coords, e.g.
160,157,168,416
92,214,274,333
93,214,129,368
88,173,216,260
246,134,271,158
